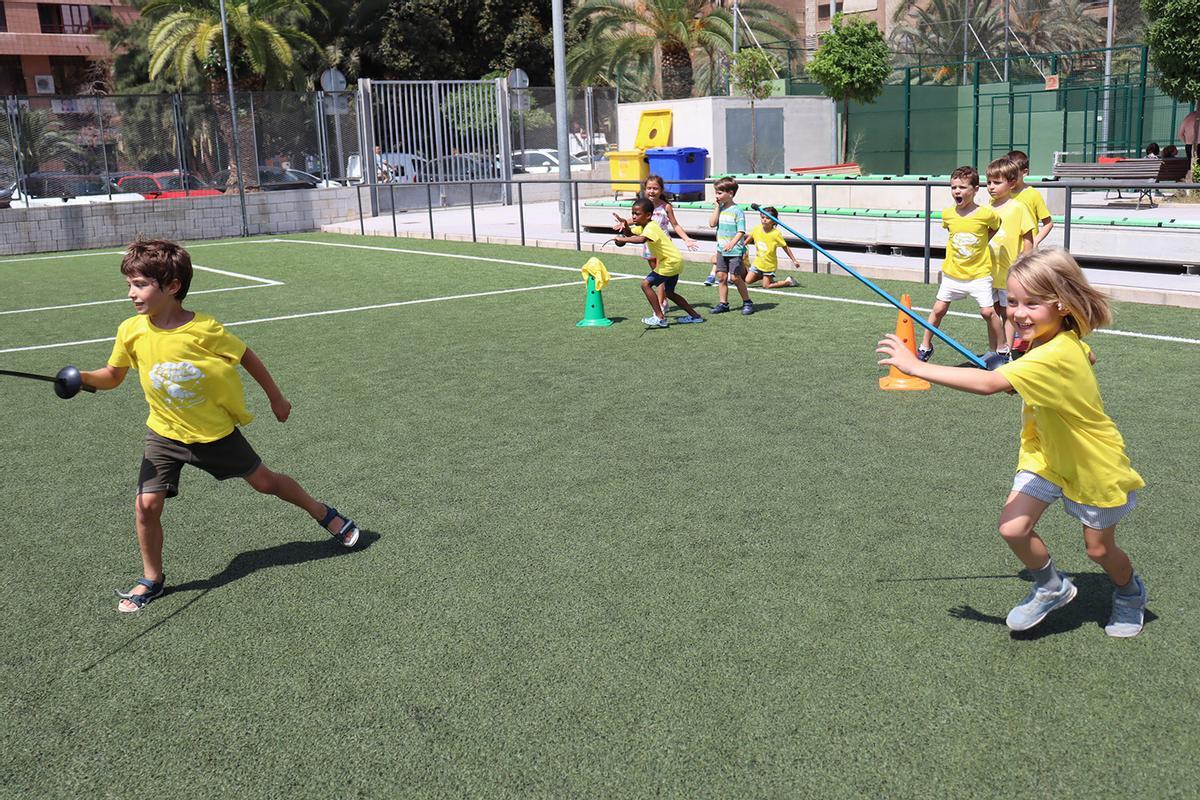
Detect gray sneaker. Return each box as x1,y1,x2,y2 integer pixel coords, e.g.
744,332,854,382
1005,574,1077,631
741,301,755,315
676,314,704,324
1105,575,1147,638
711,302,730,314
641,315,668,328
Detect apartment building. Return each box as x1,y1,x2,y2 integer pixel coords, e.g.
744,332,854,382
0,1,137,96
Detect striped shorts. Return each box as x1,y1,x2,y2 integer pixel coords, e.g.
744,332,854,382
1012,470,1137,529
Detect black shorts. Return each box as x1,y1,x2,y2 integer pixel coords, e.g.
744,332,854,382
716,254,746,277
645,271,679,293
138,428,262,498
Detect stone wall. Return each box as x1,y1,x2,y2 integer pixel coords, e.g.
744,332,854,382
0,187,361,256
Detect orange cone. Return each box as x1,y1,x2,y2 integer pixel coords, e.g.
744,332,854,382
879,294,931,391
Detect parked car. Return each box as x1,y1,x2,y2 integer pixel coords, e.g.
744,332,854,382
116,171,222,199
285,169,342,188
211,166,340,191
510,149,590,174
421,154,500,182
2,173,142,206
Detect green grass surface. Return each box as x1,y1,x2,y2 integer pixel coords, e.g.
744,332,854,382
2,233,1198,798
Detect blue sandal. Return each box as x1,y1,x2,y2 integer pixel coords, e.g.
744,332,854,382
115,577,165,612
320,504,360,547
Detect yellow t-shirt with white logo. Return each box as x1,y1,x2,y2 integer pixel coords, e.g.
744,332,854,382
997,331,1144,507
1016,186,1051,232
748,224,788,272
941,205,1001,281
633,220,683,276
108,312,253,443
988,199,1036,288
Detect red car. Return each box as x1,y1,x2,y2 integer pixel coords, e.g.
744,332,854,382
115,171,222,199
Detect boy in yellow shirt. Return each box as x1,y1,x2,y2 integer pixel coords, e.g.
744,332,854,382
1005,151,1055,355
917,166,1004,363
81,240,362,612
744,206,801,289
986,157,1035,359
614,198,705,327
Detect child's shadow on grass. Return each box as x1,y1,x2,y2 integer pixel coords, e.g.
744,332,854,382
169,530,381,595
948,570,1157,639
692,302,778,313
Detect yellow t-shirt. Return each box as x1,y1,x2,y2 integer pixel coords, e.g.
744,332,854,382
941,205,1001,281
988,199,1036,289
997,331,1144,507
108,312,253,444
633,220,683,276
1015,186,1051,232
748,224,788,272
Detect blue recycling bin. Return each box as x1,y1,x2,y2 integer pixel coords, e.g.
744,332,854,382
645,146,708,200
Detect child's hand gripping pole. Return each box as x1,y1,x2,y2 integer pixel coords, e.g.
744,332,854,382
749,204,988,369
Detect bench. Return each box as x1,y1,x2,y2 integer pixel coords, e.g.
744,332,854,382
1052,158,1190,208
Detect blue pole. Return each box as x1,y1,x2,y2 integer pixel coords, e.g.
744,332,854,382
751,204,987,368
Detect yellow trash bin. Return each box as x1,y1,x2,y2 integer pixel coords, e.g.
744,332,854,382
609,150,649,194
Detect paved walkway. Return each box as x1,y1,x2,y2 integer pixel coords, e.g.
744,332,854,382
323,199,1200,308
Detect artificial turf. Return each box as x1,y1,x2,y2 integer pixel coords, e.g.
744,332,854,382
1,232,1198,798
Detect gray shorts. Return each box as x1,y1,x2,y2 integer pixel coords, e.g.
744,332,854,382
716,253,746,277
138,428,262,498
1012,470,1137,529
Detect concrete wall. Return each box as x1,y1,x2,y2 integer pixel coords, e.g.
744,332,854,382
0,186,361,256
616,96,836,177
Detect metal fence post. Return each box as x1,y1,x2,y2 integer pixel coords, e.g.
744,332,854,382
573,179,581,250
390,184,397,237
469,181,477,242
95,96,111,200
585,86,595,168
811,182,818,273
1063,186,1072,250
903,68,911,175
247,91,261,179
7,96,30,207
427,182,434,237
517,181,525,246
923,182,931,283
357,184,364,235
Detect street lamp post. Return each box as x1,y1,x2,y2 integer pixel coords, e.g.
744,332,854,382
218,0,249,237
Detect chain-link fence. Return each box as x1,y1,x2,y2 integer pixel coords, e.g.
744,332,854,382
1,90,361,205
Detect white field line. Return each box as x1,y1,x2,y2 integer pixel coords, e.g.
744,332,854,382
0,238,287,265
0,265,282,316
0,279,610,354
282,238,1200,347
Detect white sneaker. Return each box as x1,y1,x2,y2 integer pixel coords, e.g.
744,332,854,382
786,276,798,287
1105,575,1147,638
1006,574,1077,631
641,315,668,328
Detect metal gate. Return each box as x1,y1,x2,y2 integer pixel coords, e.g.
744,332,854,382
361,78,511,208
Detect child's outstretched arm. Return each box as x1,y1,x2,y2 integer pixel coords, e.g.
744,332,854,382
241,347,291,422
877,334,1013,395
782,245,800,267
614,233,648,245
79,365,128,391
611,212,630,232
664,204,699,251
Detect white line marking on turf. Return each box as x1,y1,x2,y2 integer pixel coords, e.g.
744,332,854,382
0,279,604,354
281,239,1199,346
0,238,288,265
0,264,283,316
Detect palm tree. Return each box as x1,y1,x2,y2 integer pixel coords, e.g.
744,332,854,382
569,0,797,100
140,0,322,187
142,0,322,90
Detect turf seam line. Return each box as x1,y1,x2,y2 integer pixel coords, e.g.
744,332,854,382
0,264,284,317
0,238,288,265
0,279,607,353
282,238,1200,347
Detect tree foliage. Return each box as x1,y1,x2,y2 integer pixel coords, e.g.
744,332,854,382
807,14,890,161
1143,0,1200,104
567,0,796,100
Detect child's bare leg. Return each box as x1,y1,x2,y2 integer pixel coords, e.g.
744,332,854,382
764,275,790,288
244,464,345,533
745,270,762,286
656,283,667,311
920,300,950,351
119,491,167,609
1083,525,1134,587
981,306,1004,352
997,491,1053,570
640,280,664,317
717,271,730,304
666,290,700,318
731,272,751,302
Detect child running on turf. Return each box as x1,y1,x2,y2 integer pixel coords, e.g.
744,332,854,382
1004,151,1055,356
744,207,801,289
613,174,700,316
916,166,1004,363
80,239,362,612
877,247,1148,637
985,157,1035,359
614,197,704,327
707,176,755,315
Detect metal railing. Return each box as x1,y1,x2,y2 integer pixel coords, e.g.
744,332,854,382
352,176,1200,282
